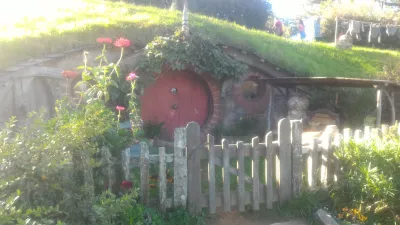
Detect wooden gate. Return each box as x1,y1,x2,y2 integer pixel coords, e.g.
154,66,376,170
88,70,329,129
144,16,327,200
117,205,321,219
124,118,343,214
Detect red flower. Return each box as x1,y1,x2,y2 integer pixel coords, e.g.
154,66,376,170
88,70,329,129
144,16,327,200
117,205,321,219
126,72,138,81
116,105,126,111
121,180,133,189
62,70,78,79
96,37,113,44
114,38,131,48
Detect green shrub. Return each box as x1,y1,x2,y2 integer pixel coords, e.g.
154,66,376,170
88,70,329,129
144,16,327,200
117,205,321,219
331,125,400,224
0,100,131,224
92,190,144,225
278,190,333,224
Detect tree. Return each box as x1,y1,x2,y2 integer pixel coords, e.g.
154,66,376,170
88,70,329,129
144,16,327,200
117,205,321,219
125,0,272,30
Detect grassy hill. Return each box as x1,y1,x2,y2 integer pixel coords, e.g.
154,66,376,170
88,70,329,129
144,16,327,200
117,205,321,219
1,0,399,78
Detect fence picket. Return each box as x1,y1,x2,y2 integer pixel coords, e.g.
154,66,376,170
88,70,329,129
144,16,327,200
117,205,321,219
186,122,202,215
278,118,291,204
364,126,370,140
265,132,274,209
159,147,167,212
354,130,362,143
208,135,216,214
326,133,334,185
382,124,389,136
222,139,231,212
343,128,351,142
140,142,150,205
237,141,245,212
252,137,260,211
311,139,319,188
291,120,302,198
174,128,187,208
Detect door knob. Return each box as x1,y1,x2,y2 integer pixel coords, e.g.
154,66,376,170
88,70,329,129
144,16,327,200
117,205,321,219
171,104,178,109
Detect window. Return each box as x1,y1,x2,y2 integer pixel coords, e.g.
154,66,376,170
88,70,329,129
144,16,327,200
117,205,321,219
241,77,265,101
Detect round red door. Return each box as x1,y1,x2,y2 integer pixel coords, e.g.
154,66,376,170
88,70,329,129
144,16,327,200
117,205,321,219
140,71,210,140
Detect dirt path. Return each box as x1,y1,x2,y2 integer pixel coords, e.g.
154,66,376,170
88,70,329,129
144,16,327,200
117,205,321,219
210,210,309,225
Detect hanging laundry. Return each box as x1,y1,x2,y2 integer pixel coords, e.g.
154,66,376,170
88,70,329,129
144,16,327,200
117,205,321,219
348,20,361,35
386,25,397,36
369,24,381,43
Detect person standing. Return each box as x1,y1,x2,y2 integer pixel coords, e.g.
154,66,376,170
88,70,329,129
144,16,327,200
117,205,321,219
299,19,306,41
273,17,284,36
314,17,322,41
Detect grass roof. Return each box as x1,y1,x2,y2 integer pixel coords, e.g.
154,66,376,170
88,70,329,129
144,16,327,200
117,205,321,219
1,0,399,78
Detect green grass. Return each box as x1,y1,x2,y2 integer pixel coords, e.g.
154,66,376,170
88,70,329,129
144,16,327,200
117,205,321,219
1,0,399,78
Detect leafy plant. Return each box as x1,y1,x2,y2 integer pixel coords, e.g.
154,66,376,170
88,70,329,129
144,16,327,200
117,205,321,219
0,100,131,224
278,190,333,224
138,31,248,81
331,125,400,224
92,190,143,225
143,121,165,139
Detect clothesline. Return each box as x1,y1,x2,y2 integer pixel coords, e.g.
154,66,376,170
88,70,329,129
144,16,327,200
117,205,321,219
337,17,400,27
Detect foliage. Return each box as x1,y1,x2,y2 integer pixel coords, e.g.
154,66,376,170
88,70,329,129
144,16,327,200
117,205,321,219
143,121,164,139
278,190,333,224
76,38,143,136
92,190,144,225
0,100,132,224
331,126,400,224
379,58,400,82
336,207,368,224
194,0,272,30
125,0,272,30
139,31,247,80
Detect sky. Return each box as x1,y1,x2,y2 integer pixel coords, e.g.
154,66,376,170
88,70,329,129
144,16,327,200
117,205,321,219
269,0,309,19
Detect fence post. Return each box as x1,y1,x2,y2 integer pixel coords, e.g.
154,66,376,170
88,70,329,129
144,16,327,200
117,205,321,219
278,118,292,204
174,128,188,208
159,147,167,213
222,139,231,212
186,122,202,215
291,120,303,198
122,148,130,181
265,132,274,209
252,137,260,211
140,142,150,205
208,134,216,214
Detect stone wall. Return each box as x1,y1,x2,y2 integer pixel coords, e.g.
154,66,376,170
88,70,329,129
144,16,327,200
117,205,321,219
0,45,142,127
220,69,287,138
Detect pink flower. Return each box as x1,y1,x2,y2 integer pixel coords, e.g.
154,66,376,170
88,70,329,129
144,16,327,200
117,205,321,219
61,70,78,79
114,37,131,48
116,105,126,111
96,37,113,44
120,180,133,189
126,72,138,81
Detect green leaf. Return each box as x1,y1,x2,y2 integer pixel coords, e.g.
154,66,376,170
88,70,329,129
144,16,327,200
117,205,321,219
82,71,92,81
76,66,92,71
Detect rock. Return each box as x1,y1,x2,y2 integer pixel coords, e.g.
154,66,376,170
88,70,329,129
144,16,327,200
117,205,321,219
271,219,309,225
315,209,339,225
